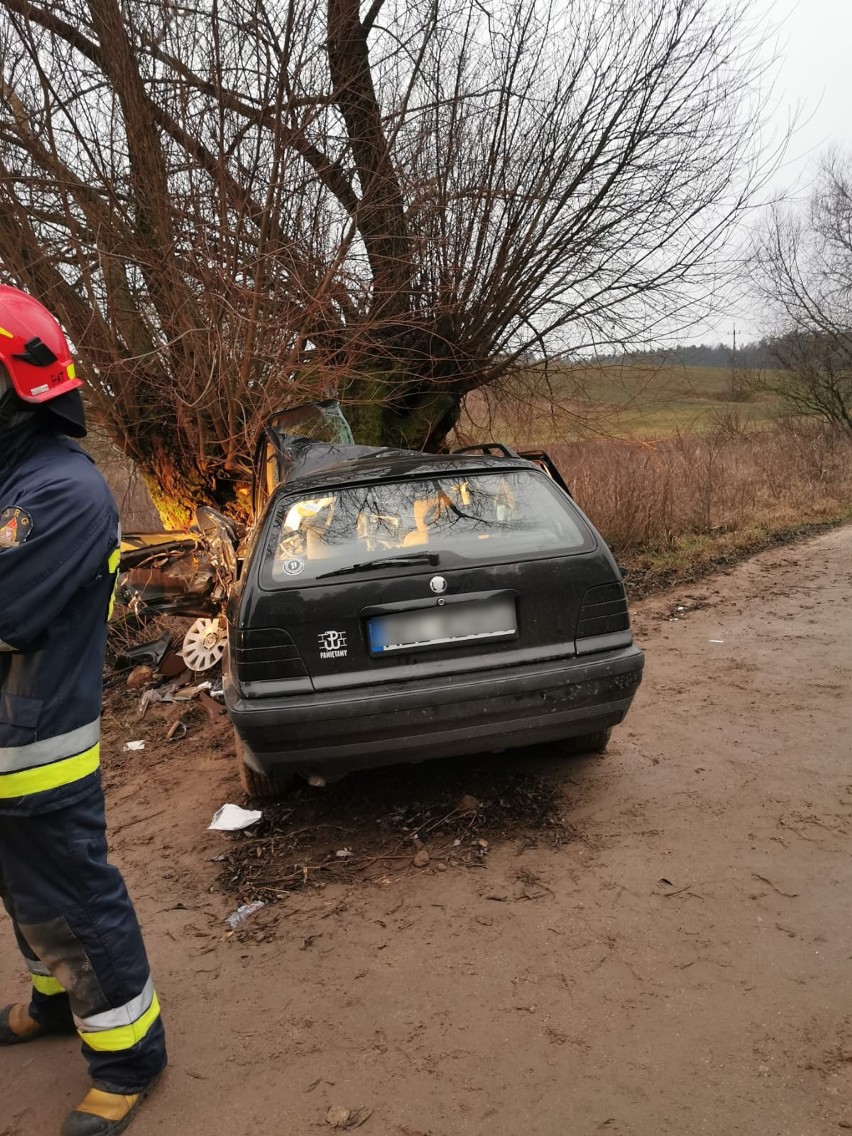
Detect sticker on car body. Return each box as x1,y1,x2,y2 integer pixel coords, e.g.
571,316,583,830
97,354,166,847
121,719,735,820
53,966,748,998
318,630,348,658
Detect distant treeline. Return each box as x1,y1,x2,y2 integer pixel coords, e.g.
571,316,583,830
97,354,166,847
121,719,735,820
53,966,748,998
597,339,775,369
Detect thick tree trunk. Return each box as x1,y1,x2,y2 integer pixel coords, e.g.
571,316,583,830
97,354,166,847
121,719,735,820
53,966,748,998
138,451,211,530
132,440,245,530
339,324,474,451
343,374,462,452
326,0,412,320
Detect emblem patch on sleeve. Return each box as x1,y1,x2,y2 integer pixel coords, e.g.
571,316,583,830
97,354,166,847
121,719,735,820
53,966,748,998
0,506,33,548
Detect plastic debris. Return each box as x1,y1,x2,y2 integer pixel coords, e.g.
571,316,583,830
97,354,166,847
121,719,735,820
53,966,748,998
335,848,354,859
124,740,145,752
171,683,209,701
709,639,725,644
121,634,170,670
225,900,265,929
138,688,161,718
139,682,209,718
208,803,263,831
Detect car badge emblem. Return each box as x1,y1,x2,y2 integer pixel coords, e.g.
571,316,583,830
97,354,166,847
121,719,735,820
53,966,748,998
429,575,447,594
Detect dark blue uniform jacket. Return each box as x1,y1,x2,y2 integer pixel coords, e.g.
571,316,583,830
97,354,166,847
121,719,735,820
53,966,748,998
0,419,118,815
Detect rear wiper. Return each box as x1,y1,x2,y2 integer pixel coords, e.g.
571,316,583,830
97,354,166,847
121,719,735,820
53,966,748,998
317,552,439,579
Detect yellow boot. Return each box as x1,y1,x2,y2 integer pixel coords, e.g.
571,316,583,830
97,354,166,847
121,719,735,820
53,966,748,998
60,1081,159,1136
0,1002,65,1045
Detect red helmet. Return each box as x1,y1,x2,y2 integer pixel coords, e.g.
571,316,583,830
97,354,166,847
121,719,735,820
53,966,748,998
0,284,82,403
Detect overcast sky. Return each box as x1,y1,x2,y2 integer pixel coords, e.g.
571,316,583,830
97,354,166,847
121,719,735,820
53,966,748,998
688,0,852,345
769,0,852,193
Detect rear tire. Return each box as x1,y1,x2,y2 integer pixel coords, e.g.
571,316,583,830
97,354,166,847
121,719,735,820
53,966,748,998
233,730,296,800
558,728,612,756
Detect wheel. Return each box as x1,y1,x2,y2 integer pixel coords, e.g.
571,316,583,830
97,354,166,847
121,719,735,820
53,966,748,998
181,616,227,672
233,729,296,800
558,728,612,756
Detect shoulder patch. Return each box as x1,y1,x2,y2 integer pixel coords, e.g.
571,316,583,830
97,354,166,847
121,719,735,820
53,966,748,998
0,507,34,548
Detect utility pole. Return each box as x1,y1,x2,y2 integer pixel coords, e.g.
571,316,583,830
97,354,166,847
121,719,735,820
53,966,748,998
729,324,741,402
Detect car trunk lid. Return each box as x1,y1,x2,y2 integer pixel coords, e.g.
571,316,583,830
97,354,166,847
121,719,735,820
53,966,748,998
234,466,629,693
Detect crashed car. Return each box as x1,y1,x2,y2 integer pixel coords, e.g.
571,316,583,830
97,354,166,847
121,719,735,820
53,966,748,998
222,418,645,796
115,403,351,671
117,511,238,671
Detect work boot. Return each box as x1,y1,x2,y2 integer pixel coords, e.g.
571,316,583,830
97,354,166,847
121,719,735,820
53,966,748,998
0,1002,74,1045
60,1082,158,1136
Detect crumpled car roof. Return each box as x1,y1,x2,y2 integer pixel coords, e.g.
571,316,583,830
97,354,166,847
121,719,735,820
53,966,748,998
272,435,414,485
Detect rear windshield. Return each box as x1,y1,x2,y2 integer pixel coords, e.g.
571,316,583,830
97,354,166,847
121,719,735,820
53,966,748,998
261,470,593,584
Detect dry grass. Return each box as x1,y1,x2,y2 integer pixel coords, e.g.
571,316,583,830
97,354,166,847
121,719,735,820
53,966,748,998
548,418,852,590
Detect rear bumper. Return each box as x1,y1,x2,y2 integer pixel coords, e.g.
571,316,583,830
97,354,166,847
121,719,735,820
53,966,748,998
225,645,644,778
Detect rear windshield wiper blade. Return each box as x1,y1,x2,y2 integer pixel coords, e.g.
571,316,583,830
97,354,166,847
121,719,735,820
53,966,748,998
317,552,439,579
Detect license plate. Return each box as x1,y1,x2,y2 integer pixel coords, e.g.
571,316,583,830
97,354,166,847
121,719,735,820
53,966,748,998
368,596,517,654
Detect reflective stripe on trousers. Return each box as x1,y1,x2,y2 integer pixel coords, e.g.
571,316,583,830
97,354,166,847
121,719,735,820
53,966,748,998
26,956,66,997
24,957,161,1050
77,975,161,1053
0,720,100,799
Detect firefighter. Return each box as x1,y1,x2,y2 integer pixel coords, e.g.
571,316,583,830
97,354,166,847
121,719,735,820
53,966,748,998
0,285,166,1136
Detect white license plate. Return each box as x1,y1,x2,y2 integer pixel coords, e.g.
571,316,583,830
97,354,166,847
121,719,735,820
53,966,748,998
368,596,517,654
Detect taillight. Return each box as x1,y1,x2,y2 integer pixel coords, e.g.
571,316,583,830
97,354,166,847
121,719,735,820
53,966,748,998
231,627,307,682
576,582,630,643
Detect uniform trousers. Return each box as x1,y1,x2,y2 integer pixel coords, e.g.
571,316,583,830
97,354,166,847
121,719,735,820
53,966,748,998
0,778,166,1092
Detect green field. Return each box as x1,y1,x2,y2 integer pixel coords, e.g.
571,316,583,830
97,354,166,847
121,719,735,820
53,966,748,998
459,362,781,445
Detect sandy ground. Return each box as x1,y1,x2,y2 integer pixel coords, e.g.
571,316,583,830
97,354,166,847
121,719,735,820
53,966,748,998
2,526,851,1136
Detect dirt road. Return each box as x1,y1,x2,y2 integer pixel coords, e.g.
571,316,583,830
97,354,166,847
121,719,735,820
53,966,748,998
3,526,851,1136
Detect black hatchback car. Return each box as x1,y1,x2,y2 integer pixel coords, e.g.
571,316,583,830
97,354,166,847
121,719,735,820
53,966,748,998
224,422,644,796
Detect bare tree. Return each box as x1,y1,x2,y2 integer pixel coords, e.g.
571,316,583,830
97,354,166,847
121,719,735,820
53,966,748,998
0,0,774,522
752,154,852,431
